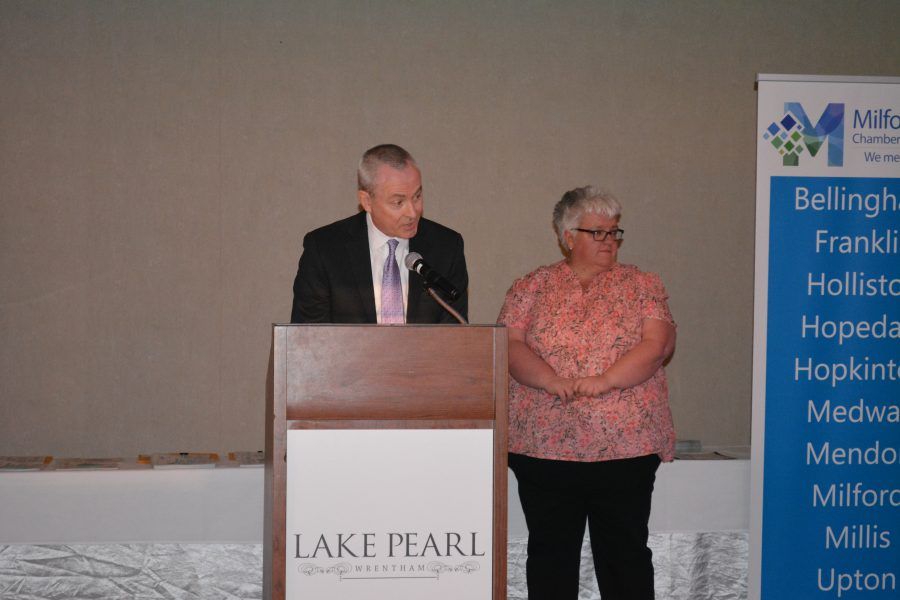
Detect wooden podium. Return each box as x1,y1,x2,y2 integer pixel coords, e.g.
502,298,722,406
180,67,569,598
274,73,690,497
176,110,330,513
264,324,508,600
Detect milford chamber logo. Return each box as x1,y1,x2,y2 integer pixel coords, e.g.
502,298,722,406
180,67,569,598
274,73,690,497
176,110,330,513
763,102,844,166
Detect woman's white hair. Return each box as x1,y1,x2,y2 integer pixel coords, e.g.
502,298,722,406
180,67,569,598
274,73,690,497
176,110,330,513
552,186,622,248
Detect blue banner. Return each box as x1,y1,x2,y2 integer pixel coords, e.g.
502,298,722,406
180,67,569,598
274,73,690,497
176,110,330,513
753,76,900,600
761,176,899,597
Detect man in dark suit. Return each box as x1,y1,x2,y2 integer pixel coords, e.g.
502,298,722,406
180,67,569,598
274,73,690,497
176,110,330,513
291,144,468,324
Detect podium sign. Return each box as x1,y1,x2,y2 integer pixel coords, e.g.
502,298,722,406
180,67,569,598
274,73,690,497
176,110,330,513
286,429,493,598
265,324,508,600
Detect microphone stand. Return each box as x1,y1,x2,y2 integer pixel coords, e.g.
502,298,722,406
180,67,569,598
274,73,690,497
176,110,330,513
425,286,468,325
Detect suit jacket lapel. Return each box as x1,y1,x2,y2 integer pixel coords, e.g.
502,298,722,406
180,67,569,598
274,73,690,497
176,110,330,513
345,212,377,323
407,227,430,323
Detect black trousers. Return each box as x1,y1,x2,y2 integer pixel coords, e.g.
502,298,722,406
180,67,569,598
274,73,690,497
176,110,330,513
509,452,661,600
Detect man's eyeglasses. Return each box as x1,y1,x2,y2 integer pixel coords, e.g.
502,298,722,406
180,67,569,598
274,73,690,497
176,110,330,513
572,228,624,242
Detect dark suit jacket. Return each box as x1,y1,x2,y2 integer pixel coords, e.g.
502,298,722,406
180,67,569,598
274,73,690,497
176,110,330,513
290,212,468,323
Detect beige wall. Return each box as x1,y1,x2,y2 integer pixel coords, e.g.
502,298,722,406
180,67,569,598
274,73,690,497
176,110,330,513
2,1,898,456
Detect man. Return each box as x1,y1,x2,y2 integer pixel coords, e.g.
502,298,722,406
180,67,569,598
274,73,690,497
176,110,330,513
290,144,468,324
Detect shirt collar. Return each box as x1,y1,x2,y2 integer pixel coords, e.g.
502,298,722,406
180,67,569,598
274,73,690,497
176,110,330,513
366,212,409,253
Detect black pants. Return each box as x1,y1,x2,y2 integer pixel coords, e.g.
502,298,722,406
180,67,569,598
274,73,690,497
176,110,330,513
509,453,661,600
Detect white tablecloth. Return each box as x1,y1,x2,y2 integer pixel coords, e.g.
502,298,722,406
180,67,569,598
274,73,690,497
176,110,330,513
0,460,750,599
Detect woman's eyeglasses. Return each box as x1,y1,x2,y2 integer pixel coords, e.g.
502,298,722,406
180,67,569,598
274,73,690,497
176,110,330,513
572,228,624,242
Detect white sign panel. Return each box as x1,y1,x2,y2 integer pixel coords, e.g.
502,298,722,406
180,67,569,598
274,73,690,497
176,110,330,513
285,429,494,599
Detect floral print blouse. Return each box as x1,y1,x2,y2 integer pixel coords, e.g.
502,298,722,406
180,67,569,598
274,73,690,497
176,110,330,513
498,261,676,462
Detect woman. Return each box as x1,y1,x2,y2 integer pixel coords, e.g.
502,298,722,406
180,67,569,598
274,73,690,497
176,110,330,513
498,186,676,600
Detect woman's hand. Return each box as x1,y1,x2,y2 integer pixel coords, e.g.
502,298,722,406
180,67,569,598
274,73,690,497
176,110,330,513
508,327,578,401
575,319,676,395
542,375,578,402
574,375,615,397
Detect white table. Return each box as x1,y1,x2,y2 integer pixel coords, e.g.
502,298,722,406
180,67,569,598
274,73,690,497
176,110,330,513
1,459,749,544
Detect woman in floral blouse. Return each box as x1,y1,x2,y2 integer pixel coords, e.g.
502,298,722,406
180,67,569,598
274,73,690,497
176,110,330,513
498,186,676,600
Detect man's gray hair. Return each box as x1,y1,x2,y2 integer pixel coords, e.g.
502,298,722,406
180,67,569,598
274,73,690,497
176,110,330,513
357,144,417,194
552,186,622,247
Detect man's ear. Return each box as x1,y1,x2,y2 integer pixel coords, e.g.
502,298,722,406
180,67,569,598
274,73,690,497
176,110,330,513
358,189,372,212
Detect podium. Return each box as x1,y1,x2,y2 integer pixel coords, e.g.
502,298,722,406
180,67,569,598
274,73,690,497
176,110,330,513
264,324,508,600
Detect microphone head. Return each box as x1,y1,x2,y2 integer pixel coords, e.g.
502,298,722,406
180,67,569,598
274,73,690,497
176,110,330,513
404,252,423,270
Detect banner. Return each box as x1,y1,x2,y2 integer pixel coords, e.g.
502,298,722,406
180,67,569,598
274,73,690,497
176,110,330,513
751,75,900,599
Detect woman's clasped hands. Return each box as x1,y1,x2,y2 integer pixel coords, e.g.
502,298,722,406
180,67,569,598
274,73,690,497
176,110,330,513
542,374,615,402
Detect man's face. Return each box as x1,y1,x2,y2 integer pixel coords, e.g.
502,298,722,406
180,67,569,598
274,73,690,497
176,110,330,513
358,163,423,239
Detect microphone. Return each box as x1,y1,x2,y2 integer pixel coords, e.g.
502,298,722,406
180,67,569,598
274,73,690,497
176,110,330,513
404,252,460,301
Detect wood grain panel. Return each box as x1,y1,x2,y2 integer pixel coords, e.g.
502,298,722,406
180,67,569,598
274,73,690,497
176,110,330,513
285,324,496,420
264,328,287,600
492,328,509,599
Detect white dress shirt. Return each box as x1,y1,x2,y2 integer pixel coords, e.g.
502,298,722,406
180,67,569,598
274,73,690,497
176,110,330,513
366,213,409,323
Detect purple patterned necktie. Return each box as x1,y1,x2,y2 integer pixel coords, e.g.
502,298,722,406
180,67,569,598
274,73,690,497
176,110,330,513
381,239,404,324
